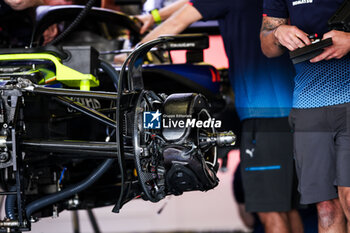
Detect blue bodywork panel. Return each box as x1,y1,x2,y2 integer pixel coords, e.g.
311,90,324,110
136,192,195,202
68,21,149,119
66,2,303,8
143,64,221,94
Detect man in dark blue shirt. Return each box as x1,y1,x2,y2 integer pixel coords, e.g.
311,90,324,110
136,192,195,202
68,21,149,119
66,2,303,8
139,0,303,232
260,0,350,232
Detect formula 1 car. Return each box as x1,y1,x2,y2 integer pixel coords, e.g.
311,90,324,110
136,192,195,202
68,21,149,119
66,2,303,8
0,2,236,233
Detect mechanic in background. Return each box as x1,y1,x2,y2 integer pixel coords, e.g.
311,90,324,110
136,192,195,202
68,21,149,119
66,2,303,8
136,1,303,233
136,0,188,34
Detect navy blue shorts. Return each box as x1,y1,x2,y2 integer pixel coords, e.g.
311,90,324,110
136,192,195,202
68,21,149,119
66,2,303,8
240,118,298,212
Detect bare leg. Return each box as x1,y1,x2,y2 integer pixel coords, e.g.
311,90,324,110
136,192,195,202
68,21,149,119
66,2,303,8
287,209,304,233
337,186,350,232
237,203,255,229
258,212,290,233
316,198,346,233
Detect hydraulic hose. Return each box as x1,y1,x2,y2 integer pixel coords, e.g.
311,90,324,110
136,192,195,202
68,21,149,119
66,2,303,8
99,60,119,90
48,0,96,46
5,186,17,220
25,159,114,218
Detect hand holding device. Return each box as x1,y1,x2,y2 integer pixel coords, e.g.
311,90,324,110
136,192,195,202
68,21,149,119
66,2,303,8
289,34,333,64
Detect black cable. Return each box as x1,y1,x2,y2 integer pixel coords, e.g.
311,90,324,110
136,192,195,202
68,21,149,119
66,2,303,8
48,0,97,46
97,60,123,213
99,60,119,90
5,186,17,220
25,159,114,218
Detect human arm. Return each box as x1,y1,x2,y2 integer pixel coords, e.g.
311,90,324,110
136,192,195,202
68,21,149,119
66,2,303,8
136,0,189,34
140,3,202,44
310,30,350,63
260,16,311,58
114,2,202,64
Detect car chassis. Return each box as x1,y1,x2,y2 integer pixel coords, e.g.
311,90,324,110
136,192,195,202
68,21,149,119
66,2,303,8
0,36,235,232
